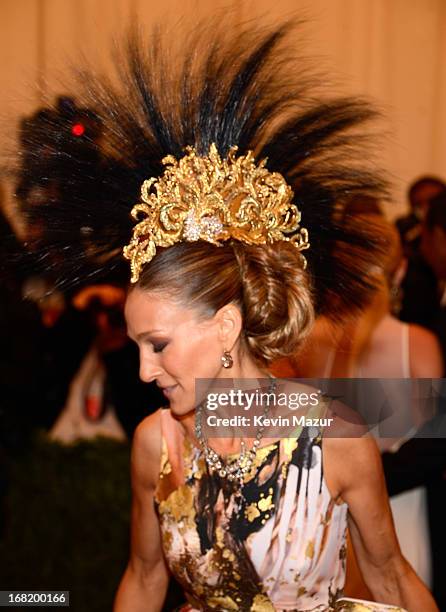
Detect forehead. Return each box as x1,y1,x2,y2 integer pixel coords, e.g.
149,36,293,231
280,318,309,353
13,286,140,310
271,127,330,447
124,287,198,334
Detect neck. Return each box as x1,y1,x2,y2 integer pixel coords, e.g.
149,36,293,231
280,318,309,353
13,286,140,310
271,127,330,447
180,355,271,455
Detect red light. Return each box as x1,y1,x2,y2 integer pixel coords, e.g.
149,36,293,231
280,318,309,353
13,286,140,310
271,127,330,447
71,123,85,137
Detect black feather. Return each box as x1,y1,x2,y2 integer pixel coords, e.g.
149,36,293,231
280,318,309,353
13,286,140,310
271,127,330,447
13,18,389,315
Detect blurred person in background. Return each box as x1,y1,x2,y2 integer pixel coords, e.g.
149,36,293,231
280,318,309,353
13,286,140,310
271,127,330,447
400,189,446,364
282,204,443,607
49,283,165,443
289,207,443,380
10,96,165,443
395,176,445,258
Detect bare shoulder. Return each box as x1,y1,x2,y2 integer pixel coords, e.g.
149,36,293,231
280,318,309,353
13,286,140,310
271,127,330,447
322,419,382,501
409,324,444,377
323,398,369,438
274,381,369,438
132,408,164,490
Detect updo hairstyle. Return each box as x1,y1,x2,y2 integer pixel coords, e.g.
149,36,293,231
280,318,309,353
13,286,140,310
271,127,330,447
135,240,314,366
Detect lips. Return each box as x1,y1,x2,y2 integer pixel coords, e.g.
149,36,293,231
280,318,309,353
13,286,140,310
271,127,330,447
160,384,178,398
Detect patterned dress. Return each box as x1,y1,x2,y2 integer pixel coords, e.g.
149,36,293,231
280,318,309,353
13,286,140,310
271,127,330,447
154,408,348,611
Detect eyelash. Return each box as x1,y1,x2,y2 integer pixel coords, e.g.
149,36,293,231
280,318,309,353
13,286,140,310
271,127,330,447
152,342,168,354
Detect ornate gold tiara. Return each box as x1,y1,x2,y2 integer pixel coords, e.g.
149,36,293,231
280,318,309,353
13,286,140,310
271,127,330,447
123,144,309,283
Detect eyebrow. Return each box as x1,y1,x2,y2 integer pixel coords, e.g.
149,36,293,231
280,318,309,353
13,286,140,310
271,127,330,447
132,329,165,341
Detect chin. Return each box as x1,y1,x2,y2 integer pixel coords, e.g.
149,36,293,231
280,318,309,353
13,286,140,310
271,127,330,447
167,392,196,418
169,402,196,420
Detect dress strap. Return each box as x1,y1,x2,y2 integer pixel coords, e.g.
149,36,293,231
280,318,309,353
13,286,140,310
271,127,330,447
158,408,187,491
323,347,336,378
401,322,410,378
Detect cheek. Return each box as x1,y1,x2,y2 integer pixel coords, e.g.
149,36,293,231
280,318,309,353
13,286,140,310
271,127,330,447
169,328,222,378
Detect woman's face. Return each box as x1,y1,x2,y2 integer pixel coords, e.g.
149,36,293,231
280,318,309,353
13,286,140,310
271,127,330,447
125,287,232,416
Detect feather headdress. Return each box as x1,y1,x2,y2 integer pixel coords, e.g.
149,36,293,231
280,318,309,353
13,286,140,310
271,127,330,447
15,18,389,317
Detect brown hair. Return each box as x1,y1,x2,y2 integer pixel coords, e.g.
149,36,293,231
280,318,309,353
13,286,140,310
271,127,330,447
135,240,314,366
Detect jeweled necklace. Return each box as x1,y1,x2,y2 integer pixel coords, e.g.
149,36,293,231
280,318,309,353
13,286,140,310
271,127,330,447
195,378,277,486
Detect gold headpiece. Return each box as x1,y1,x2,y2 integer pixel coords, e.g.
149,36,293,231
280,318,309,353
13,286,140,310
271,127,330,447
123,144,309,283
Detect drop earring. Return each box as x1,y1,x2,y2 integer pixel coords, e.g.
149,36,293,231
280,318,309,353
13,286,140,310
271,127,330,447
221,350,233,369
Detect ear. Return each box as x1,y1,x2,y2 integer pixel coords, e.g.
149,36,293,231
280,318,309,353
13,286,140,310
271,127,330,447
214,303,243,350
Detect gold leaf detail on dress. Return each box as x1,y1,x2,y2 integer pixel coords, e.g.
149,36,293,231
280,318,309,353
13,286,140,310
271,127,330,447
283,437,298,460
250,593,276,611
215,526,225,548
160,438,171,476
158,484,195,523
223,548,236,562
208,595,239,610
245,503,261,522
305,540,315,559
258,494,274,513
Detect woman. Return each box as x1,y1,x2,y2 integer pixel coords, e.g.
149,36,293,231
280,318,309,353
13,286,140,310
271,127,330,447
17,18,438,612
116,243,437,611
288,210,442,603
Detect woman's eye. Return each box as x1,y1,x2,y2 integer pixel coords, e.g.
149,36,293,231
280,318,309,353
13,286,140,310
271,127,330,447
153,342,168,353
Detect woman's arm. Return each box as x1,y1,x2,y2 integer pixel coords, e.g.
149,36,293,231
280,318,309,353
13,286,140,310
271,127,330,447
114,410,169,612
324,435,439,611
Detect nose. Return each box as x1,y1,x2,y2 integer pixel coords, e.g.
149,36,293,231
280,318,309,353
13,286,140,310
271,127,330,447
139,352,163,384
